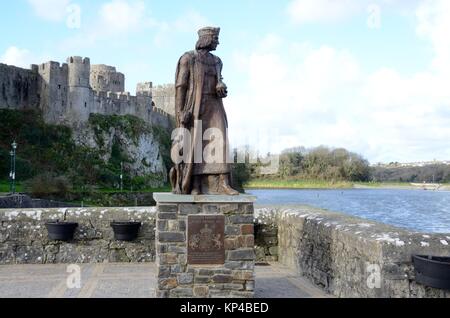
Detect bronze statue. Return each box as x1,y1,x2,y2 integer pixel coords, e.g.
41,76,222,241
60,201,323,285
170,27,239,195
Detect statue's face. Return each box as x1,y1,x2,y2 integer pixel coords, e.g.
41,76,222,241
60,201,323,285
210,34,220,51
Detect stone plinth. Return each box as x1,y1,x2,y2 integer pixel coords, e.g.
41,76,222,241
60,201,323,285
154,193,257,298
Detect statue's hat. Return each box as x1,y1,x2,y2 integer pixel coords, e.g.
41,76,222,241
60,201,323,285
198,27,220,37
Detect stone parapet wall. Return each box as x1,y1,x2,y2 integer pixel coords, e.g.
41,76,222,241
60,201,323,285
254,208,278,263
0,206,266,266
2,204,449,298
0,207,156,264
257,205,450,298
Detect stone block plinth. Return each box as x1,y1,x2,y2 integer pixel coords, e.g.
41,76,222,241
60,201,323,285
154,193,257,298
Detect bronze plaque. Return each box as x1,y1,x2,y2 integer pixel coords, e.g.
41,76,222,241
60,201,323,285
188,215,225,265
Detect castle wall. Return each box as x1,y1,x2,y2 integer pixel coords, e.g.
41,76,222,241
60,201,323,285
150,109,173,130
92,91,152,121
0,64,40,111
0,56,172,129
90,64,125,93
152,84,175,116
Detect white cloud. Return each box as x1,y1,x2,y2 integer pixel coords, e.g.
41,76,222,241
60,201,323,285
227,37,364,158
0,47,34,68
286,0,420,25
28,0,71,22
227,6,450,164
59,0,157,51
287,0,362,24
154,10,210,48
60,1,208,51
99,0,152,33
416,0,450,74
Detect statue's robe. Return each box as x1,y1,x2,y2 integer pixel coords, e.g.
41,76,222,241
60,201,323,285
174,50,231,194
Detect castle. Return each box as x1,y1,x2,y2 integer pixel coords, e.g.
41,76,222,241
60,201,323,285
0,56,173,128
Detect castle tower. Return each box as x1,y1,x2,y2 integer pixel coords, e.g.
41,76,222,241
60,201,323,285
37,61,69,124
67,56,92,123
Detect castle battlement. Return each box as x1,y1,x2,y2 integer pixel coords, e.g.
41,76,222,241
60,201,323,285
67,56,90,65
0,56,173,130
38,61,69,72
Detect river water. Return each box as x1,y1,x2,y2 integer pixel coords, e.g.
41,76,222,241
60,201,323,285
248,189,450,234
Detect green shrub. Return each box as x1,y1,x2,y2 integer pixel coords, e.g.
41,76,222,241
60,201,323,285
23,173,72,200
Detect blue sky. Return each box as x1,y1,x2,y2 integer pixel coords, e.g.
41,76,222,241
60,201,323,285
1,0,449,164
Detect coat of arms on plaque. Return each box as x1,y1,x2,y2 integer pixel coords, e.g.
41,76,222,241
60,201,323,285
187,215,225,265
189,224,223,251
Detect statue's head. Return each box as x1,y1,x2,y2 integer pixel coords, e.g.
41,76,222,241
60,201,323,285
196,27,220,51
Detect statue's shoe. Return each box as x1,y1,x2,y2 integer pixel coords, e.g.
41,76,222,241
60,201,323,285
220,186,239,196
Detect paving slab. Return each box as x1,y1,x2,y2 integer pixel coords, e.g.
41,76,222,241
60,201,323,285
0,262,331,298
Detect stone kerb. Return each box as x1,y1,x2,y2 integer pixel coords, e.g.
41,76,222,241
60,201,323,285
154,193,257,298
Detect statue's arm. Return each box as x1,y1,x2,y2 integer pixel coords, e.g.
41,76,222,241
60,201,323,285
175,54,191,124
215,57,227,98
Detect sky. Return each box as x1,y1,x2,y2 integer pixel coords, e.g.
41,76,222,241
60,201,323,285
1,0,449,164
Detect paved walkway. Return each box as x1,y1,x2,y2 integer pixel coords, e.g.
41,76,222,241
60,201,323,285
0,263,330,298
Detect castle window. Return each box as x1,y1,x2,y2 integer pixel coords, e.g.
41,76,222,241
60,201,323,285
85,102,87,108
58,85,61,89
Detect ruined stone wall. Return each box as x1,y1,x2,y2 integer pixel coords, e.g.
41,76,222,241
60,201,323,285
0,63,40,111
260,205,450,298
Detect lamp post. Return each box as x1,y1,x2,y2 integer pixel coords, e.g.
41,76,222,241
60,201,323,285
11,141,17,194
120,162,123,191
9,150,13,193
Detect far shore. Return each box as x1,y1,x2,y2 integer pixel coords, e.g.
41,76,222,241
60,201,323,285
244,180,450,192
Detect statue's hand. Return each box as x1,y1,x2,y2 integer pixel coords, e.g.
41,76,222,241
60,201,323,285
181,111,192,126
216,82,228,98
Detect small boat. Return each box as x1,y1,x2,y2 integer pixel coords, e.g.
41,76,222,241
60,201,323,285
413,255,450,290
